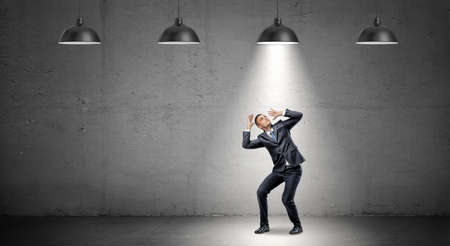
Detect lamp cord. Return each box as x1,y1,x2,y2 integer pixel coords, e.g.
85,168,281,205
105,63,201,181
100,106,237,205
375,0,377,18
177,0,182,18
274,0,279,18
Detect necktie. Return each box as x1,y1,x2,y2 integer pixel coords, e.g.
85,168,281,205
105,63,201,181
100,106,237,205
270,131,276,141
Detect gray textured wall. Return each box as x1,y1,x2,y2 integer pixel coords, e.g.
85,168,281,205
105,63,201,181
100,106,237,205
0,0,449,216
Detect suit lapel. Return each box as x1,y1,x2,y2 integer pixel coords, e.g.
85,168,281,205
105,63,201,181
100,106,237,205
259,122,283,146
260,131,278,145
260,133,274,143
273,124,279,141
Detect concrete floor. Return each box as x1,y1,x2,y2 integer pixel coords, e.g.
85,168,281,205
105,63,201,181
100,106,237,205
1,215,449,246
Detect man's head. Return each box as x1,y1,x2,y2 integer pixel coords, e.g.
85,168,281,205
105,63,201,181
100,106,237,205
254,113,271,129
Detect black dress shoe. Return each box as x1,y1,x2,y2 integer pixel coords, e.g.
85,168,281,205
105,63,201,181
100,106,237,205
289,225,303,234
254,224,270,234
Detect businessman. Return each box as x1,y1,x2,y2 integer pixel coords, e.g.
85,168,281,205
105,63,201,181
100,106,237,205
242,108,305,235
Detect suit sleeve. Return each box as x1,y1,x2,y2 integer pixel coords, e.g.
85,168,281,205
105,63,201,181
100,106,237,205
280,108,303,131
242,131,264,149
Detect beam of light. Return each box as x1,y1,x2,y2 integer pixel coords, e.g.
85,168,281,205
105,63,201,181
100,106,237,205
201,43,327,216
238,45,317,112
236,43,352,217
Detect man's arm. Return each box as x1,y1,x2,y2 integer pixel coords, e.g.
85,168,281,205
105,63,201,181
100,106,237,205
242,130,264,149
242,113,264,149
280,108,303,131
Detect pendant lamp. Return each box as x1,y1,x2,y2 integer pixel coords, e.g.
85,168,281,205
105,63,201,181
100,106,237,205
257,0,299,44
356,17,398,45
158,0,200,44
58,0,101,45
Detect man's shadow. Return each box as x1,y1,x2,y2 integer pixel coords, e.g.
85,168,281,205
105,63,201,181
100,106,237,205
265,226,295,235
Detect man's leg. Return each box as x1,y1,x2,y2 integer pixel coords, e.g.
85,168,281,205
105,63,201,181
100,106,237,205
257,172,284,226
281,166,302,227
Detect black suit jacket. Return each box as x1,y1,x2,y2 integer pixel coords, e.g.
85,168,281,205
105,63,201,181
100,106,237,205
242,109,305,172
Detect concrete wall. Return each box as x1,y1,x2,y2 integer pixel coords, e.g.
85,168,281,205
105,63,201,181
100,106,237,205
0,0,449,216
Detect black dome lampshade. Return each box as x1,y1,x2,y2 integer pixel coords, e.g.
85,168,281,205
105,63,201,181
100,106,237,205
257,0,299,45
158,17,200,44
158,0,200,44
356,17,398,45
257,17,299,44
58,17,101,45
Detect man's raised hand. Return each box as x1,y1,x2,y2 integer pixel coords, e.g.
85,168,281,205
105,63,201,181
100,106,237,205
247,114,255,130
268,108,283,120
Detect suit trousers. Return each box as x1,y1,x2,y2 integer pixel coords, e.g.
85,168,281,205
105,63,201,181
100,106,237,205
256,164,302,227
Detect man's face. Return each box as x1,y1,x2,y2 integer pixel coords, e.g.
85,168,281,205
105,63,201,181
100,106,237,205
256,114,271,129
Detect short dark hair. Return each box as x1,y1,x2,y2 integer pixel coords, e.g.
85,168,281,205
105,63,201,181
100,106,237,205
254,113,263,127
